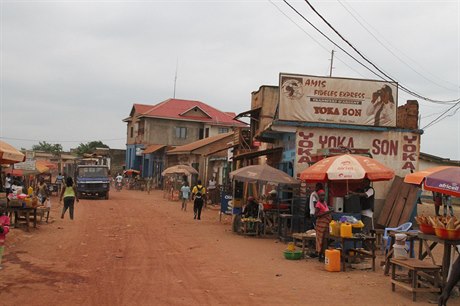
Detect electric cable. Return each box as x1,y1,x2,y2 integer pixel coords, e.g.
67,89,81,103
268,0,367,78
336,0,460,92
300,0,460,104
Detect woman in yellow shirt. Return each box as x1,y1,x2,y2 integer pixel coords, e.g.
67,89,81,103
59,177,79,220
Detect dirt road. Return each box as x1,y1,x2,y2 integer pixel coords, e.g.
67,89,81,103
0,190,446,305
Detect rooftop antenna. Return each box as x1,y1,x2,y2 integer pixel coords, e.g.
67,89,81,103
173,58,178,98
329,49,335,77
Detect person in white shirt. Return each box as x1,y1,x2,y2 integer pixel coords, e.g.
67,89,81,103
116,174,123,183
4,174,12,195
207,177,217,205
309,183,323,225
349,179,375,234
180,181,191,211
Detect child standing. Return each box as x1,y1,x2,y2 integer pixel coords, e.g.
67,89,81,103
180,181,191,211
0,209,11,269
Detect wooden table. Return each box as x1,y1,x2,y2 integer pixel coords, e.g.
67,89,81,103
390,258,441,302
328,234,376,271
418,233,460,285
7,206,38,231
292,232,316,258
383,231,419,276
241,219,262,236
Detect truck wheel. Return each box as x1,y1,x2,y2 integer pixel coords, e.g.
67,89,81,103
105,192,109,200
77,192,82,199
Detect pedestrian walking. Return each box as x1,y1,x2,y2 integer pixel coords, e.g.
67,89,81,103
59,177,79,220
36,177,49,205
443,194,454,217
55,172,64,194
0,208,11,270
207,177,217,206
192,180,206,220
146,177,152,194
433,192,442,216
180,181,191,211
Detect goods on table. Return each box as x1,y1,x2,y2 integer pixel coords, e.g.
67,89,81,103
329,221,340,236
325,249,341,272
415,215,460,230
330,220,364,237
262,203,289,210
241,217,260,222
416,215,460,239
340,223,353,238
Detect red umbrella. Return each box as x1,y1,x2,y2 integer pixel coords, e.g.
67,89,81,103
300,154,395,182
404,166,460,197
4,168,24,176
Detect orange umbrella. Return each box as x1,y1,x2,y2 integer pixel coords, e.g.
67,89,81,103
404,166,452,185
300,154,395,182
0,140,25,164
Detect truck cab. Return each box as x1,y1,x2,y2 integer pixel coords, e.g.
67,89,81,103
76,165,110,199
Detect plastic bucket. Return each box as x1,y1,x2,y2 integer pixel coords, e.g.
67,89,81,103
393,244,409,260
395,233,407,246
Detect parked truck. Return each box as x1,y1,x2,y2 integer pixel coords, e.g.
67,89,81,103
75,165,110,199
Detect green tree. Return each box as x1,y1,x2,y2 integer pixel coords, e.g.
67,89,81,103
32,141,63,155
75,141,109,156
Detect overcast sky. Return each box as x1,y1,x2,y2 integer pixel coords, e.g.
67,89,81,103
1,0,459,159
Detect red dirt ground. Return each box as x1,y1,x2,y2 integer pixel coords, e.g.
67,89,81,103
0,190,457,306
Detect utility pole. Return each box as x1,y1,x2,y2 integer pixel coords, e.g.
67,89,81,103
173,58,178,98
329,50,335,77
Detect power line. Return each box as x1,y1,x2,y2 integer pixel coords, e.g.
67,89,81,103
301,0,460,104
280,0,388,81
336,0,460,92
422,101,460,129
268,0,368,78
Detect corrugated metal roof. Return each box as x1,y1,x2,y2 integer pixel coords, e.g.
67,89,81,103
136,99,247,127
167,132,234,154
143,144,166,154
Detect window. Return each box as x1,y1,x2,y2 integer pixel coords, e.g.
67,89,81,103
205,128,209,138
175,127,187,139
199,128,204,140
130,126,134,138
218,127,229,134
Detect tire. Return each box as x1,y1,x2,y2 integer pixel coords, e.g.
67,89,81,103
105,192,109,200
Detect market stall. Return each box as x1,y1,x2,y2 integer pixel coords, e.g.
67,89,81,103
405,166,460,286
299,154,394,265
161,165,198,201
229,164,299,238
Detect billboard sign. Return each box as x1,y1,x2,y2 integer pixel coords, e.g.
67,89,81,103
279,74,398,127
14,160,36,171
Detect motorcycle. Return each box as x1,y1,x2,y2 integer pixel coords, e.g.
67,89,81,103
116,181,123,191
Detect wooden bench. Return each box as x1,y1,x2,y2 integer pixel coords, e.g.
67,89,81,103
292,232,316,258
390,258,441,301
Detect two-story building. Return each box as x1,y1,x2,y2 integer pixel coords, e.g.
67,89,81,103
234,73,424,217
123,98,246,180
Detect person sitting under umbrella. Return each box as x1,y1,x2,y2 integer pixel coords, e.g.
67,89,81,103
242,196,262,234
243,196,260,219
